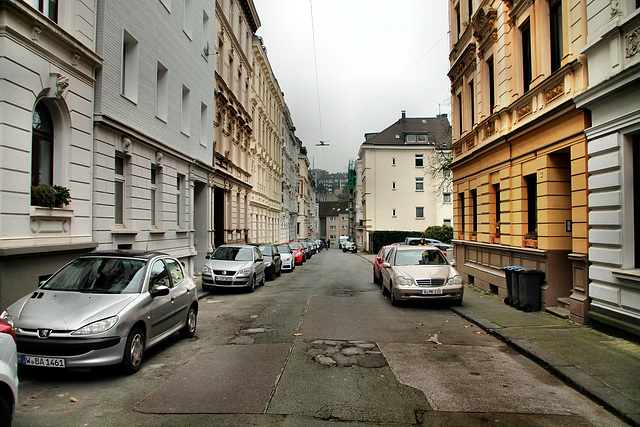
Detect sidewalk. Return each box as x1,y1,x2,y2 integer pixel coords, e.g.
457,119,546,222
358,253,640,426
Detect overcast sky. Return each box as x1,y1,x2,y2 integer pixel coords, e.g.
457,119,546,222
253,0,452,173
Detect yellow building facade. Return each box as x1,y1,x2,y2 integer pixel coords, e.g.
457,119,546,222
449,0,590,322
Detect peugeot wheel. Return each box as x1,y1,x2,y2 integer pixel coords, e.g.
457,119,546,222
179,305,197,338
122,327,145,374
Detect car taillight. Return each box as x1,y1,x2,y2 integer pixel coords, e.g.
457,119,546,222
0,319,16,343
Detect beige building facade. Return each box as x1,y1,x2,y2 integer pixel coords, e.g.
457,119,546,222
213,0,259,247
250,35,283,244
449,0,591,322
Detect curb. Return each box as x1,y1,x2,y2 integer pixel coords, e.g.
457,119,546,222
450,305,640,427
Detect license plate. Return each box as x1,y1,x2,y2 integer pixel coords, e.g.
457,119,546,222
215,276,232,282
21,355,66,368
420,289,443,295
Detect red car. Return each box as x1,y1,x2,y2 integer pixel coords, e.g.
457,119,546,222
373,245,395,285
283,242,305,265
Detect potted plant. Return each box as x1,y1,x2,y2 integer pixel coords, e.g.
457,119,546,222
31,184,71,208
523,231,538,248
469,231,477,242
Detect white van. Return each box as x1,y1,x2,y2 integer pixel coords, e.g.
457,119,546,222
339,235,349,249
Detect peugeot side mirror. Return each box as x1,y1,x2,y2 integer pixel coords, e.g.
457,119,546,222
150,286,170,297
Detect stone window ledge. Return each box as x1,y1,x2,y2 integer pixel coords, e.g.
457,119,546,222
111,228,139,236
612,269,640,283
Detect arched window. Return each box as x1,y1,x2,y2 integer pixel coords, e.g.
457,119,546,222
32,102,54,186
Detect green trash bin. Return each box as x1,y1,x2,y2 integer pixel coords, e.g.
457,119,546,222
517,269,545,312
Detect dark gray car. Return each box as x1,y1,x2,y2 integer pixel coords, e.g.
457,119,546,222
202,244,265,292
1,251,198,374
252,244,282,280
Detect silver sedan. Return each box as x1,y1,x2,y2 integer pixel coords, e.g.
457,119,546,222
1,251,198,374
381,246,463,306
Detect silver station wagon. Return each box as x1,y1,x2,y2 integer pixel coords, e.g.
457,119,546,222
1,251,198,374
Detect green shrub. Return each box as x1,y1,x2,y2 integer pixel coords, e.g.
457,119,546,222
423,225,453,243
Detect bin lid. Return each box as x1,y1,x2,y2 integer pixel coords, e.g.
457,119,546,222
501,266,524,270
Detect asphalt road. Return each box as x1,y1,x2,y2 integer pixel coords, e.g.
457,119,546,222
12,248,626,426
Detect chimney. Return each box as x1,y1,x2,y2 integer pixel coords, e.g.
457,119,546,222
401,110,406,124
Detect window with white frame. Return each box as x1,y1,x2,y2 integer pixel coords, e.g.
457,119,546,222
443,192,452,203
156,62,168,121
330,216,336,222
183,0,193,39
416,206,424,219
115,154,125,225
122,30,139,102
392,208,397,217
415,177,424,192
392,181,396,190
151,165,160,227
200,102,208,146
444,219,452,227
415,154,424,167
202,10,211,56
176,174,184,227
392,157,396,166
329,225,336,230
181,85,191,135
31,0,57,22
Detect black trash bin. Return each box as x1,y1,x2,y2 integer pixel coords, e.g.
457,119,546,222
511,267,525,308
517,269,545,312
501,266,524,306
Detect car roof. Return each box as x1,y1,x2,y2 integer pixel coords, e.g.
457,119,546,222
394,245,439,251
83,250,168,260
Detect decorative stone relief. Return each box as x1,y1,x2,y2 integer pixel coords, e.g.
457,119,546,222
626,27,640,58
155,151,164,166
32,25,42,41
55,74,69,98
72,53,81,67
545,81,564,102
122,137,132,156
610,0,620,18
517,103,532,119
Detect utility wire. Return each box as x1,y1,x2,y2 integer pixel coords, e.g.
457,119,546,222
309,0,324,143
326,31,449,143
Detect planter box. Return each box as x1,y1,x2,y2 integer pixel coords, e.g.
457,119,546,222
490,235,500,244
524,239,538,249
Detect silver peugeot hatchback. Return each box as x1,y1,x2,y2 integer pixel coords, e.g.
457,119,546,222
1,251,198,374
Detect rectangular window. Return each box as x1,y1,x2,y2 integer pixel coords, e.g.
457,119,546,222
151,165,158,227
455,4,461,40
183,0,193,38
493,183,501,231
406,135,417,143
416,207,425,219
202,10,211,56
550,0,563,73
444,219,452,227
459,192,466,233
634,138,640,267
443,192,452,204
487,56,495,113
457,92,463,135
392,208,396,217
182,85,191,135
330,216,336,222
468,0,473,19
392,157,396,166
115,155,125,225
122,30,139,102
31,0,58,22
200,102,208,146
392,181,396,190
526,174,537,234
156,62,168,121
471,189,478,232
176,174,184,227
330,225,336,230
415,154,424,167
469,80,475,127
521,20,532,93
415,177,424,192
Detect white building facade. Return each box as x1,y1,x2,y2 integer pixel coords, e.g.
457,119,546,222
358,113,454,251
281,110,299,243
92,0,216,275
574,0,640,333
0,0,101,308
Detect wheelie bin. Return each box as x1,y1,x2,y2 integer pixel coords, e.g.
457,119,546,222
500,266,523,306
517,269,545,312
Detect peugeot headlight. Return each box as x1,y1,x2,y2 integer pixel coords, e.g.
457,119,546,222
397,276,414,286
448,275,462,286
71,316,118,335
238,268,251,276
1,310,14,328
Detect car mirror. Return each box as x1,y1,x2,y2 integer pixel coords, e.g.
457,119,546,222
150,285,170,297
257,258,263,262
205,255,211,260
382,262,391,268
376,257,382,262
451,261,457,268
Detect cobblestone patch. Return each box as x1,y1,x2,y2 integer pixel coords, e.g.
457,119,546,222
306,340,388,368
